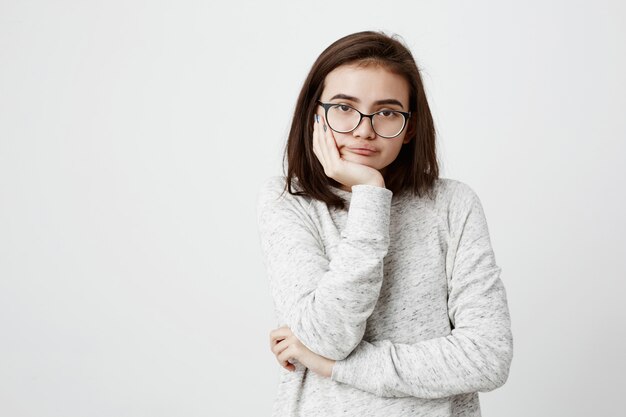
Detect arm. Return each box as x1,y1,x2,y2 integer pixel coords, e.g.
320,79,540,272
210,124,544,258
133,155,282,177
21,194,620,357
330,184,513,398
256,176,393,361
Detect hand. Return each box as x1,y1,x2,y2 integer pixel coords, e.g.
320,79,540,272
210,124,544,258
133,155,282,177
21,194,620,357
312,113,385,190
269,325,336,378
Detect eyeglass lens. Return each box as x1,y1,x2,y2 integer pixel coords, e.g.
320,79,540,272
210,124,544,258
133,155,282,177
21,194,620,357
326,105,405,137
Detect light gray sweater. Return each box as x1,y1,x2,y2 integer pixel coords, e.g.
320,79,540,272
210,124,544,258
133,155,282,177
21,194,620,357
256,175,513,417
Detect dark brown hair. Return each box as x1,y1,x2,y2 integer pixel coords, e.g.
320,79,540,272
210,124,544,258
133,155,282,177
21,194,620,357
282,30,439,210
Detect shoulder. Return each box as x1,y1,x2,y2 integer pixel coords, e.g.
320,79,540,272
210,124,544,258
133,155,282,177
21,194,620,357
432,177,481,206
256,175,306,201
425,177,486,230
257,175,287,199
256,175,312,216
256,175,322,241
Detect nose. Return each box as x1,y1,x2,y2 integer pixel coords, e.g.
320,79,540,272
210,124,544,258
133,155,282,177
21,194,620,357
352,115,376,139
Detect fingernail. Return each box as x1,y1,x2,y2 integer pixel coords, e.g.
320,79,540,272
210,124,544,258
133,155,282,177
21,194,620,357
315,114,319,123
323,124,327,132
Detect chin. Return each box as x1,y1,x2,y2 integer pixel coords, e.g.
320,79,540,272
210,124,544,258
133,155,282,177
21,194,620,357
344,156,381,171
342,152,369,162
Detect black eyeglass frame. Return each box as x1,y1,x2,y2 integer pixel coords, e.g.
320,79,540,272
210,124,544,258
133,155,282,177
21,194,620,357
316,100,411,139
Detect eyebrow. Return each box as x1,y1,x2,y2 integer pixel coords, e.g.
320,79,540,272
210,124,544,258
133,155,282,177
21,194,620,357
329,93,405,109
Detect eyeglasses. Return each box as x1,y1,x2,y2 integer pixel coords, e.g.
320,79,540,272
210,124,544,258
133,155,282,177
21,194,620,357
317,100,411,139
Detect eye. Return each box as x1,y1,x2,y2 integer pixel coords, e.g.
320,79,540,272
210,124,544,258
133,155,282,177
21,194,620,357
336,104,353,112
377,110,400,118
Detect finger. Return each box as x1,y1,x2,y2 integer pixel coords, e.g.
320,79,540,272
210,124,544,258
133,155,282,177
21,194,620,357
269,326,291,348
312,114,328,169
275,351,294,371
272,339,296,372
317,115,340,180
317,115,335,175
277,355,295,372
320,114,342,163
311,114,320,161
277,345,296,369
270,328,287,347
271,336,292,356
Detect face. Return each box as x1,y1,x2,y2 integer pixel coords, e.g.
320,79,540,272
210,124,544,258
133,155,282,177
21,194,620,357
316,63,412,179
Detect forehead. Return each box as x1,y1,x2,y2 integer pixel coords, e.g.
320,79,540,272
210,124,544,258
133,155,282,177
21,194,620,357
322,63,410,106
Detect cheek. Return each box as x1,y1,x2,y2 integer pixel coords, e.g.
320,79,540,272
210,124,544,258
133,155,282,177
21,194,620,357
332,134,350,150
381,142,404,159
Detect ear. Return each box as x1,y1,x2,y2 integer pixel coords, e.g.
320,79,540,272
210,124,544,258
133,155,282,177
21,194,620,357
403,120,415,144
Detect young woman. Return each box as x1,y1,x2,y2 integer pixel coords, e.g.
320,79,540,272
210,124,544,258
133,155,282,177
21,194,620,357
256,31,513,416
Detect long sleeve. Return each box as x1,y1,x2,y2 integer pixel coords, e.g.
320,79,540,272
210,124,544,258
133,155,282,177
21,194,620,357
256,176,393,361
330,183,513,398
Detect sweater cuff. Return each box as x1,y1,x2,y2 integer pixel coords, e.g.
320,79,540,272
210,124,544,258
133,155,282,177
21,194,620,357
330,340,381,390
343,184,393,239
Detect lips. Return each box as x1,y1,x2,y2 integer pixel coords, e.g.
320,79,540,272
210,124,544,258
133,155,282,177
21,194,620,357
347,147,377,156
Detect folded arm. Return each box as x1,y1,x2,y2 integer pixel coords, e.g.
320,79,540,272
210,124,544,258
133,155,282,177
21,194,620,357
330,184,513,398
256,177,393,361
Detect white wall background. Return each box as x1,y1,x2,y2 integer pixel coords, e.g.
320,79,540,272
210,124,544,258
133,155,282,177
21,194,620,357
1,1,624,416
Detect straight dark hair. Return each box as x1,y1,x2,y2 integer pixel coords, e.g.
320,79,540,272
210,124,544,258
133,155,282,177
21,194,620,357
282,30,439,210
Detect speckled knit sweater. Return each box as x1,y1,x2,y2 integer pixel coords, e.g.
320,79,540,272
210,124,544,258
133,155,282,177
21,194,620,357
256,175,513,417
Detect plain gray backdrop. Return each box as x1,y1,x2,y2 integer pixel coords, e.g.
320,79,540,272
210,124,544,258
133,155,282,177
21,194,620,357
1,0,624,416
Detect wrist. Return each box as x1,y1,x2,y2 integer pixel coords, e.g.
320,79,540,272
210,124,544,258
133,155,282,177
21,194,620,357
325,359,336,378
363,178,385,188
351,173,384,189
